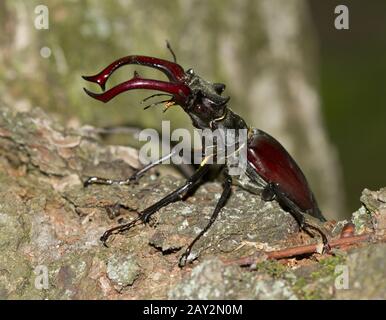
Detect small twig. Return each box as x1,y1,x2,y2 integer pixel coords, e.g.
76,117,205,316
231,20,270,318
223,233,372,267
267,234,370,259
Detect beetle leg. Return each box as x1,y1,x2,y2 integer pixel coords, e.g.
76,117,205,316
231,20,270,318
100,164,210,245
84,150,176,187
261,182,277,201
266,182,330,251
179,173,232,267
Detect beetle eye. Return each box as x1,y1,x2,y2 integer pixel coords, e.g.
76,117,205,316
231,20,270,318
213,83,225,94
186,68,195,75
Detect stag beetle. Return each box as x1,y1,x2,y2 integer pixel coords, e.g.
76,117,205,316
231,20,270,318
82,45,329,267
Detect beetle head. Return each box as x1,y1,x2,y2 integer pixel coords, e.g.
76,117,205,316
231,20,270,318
182,68,229,128
82,55,229,129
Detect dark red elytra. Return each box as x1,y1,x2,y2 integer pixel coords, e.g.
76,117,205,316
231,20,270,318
247,130,324,220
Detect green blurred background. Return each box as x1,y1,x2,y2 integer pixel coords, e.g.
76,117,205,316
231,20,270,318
0,0,385,218
310,0,386,214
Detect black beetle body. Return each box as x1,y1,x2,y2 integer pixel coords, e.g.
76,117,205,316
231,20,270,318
83,51,328,266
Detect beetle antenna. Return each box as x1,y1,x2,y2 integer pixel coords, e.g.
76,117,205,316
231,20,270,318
141,93,172,104
143,99,173,110
166,40,177,63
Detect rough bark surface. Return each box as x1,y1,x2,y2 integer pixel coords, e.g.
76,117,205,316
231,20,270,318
0,105,384,299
